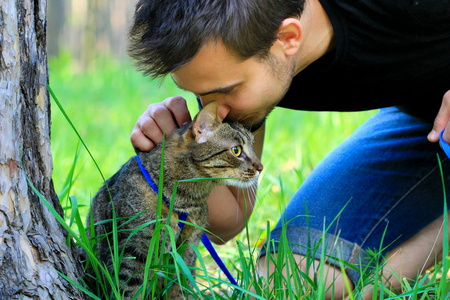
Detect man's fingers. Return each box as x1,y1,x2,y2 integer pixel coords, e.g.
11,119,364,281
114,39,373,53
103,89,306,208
146,105,179,137
429,90,450,142
130,125,156,152
163,96,192,127
130,106,174,152
131,96,192,152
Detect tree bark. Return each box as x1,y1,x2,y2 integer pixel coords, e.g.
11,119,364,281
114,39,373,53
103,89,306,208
0,0,86,298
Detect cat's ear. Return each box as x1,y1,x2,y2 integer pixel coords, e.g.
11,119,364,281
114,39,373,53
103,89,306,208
192,101,223,143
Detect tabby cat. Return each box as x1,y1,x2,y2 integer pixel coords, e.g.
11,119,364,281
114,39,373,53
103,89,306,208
85,101,263,299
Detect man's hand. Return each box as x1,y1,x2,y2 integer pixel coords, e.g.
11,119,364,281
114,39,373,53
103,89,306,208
428,90,450,144
131,96,192,151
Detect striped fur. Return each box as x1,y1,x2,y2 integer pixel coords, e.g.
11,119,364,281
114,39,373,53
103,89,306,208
83,102,262,299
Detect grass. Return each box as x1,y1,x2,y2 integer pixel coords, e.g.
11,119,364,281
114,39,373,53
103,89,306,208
47,53,450,299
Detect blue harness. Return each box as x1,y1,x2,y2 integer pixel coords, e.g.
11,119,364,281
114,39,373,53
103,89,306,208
135,155,240,291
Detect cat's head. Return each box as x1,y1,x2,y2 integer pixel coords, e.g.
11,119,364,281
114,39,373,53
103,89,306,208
181,102,263,188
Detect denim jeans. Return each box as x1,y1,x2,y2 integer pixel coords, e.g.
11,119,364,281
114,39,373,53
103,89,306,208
260,107,450,284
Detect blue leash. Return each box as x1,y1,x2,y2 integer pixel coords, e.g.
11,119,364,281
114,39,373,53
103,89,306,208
440,130,450,158
136,155,189,231
135,155,240,290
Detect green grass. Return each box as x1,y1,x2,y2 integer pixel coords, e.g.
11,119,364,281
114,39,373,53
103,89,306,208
48,53,449,299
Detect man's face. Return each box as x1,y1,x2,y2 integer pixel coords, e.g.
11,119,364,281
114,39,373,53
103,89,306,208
171,41,295,130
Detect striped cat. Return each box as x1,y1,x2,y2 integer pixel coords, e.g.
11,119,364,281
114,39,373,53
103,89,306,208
84,101,262,299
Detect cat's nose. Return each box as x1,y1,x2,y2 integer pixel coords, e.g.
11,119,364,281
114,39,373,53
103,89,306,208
254,162,263,173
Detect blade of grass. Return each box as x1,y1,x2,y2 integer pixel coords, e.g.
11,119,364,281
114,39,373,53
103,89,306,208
191,245,217,299
142,112,166,299
68,195,78,230
316,222,328,299
339,259,355,300
437,154,450,298
22,161,120,298
173,251,202,297
58,143,81,204
48,84,122,296
57,270,101,300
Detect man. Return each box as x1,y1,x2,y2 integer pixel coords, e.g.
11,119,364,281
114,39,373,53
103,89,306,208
127,0,450,298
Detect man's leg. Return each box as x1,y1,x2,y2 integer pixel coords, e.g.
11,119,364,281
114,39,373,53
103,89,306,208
258,107,450,298
375,213,447,293
257,213,448,299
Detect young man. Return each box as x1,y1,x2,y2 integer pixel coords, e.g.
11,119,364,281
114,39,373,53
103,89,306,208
128,0,450,297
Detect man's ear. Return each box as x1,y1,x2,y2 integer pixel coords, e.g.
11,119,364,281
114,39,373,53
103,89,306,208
192,101,223,143
276,18,302,57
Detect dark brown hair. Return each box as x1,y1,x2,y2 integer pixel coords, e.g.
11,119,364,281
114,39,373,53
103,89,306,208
128,0,305,78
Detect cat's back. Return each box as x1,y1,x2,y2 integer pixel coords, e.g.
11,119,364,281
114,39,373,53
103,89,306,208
89,156,151,223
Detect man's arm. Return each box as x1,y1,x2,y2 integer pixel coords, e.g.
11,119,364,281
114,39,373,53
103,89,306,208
206,124,265,244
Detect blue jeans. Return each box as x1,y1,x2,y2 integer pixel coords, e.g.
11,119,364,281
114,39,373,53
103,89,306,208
260,107,450,284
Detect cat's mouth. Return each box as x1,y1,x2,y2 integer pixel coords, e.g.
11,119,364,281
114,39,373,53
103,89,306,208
222,173,260,189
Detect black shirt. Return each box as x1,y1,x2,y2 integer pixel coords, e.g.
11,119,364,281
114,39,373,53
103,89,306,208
278,0,450,122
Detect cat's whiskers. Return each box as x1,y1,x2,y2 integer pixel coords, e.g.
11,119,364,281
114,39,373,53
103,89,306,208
235,183,241,223
232,174,262,223
235,174,246,222
247,181,259,210
252,180,267,209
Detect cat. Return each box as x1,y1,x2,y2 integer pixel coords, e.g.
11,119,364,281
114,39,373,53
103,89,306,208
84,101,263,299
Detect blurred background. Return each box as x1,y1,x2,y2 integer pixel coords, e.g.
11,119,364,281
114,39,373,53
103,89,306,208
48,0,135,66
47,0,376,248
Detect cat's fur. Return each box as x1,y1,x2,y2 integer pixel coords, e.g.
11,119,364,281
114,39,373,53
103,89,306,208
84,102,263,299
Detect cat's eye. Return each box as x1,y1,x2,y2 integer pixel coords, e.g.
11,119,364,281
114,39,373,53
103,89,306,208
231,145,242,157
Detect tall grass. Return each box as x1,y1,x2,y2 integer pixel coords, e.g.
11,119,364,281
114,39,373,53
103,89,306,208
47,54,450,299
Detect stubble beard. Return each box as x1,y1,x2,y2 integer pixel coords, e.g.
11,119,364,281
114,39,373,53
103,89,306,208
241,55,296,132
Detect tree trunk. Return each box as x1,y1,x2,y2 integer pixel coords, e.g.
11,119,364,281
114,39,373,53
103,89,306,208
0,0,87,298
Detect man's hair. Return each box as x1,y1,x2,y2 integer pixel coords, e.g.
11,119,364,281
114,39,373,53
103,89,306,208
128,0,305,78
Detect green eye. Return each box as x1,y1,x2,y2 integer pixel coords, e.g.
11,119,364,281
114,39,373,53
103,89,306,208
231,145,242,157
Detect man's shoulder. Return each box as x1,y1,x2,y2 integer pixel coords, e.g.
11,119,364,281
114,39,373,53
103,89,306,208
327,0,450,27
404,0,450,27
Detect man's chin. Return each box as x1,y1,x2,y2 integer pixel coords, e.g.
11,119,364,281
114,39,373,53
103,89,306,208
241,117,266,133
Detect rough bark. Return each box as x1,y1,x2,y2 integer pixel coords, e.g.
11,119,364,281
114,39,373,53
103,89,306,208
0,0,86,299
